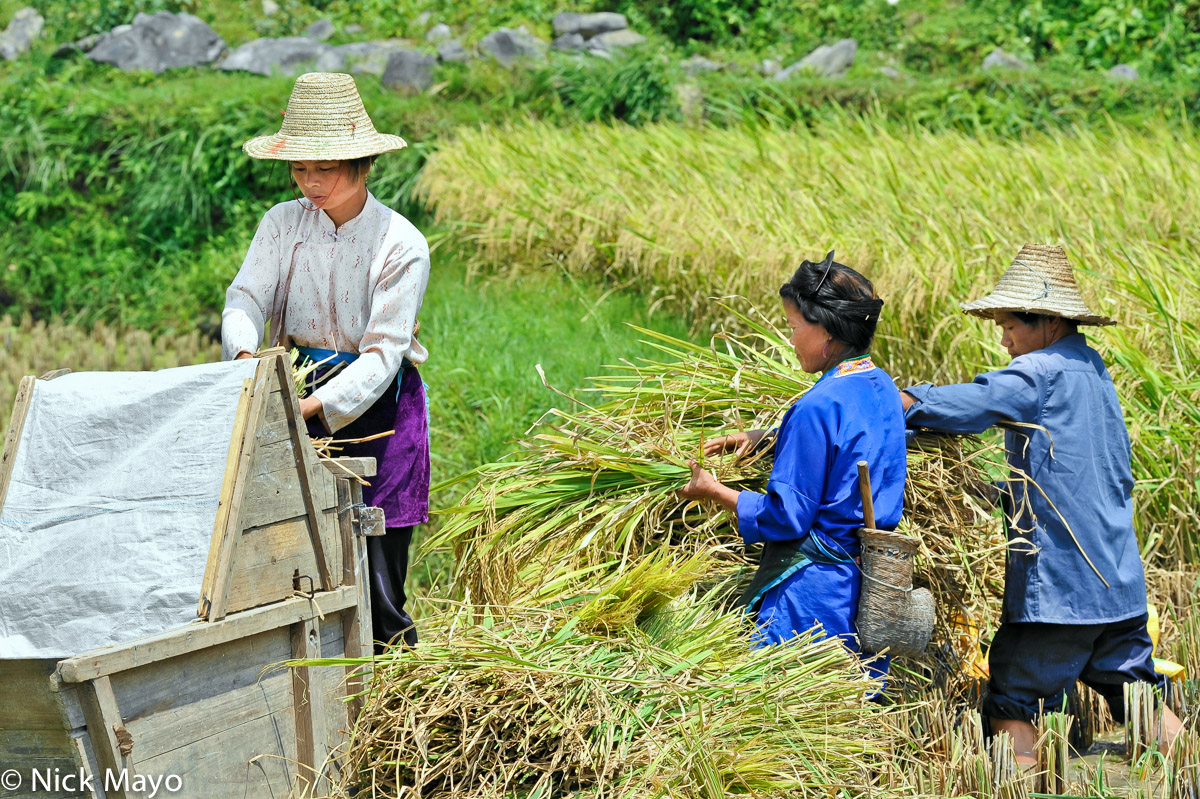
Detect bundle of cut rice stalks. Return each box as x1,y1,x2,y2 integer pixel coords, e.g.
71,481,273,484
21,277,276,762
321,568,896,799
339,307,1021,797
425,308,1006,668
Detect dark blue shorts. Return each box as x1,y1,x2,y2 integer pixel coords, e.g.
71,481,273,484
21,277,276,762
983,612,1166,723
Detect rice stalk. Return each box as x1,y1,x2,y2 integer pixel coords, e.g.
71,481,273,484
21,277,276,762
316,594,894,799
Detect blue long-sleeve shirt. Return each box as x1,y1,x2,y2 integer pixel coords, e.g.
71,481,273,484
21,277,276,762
737,358,907,558
904,333,1146,625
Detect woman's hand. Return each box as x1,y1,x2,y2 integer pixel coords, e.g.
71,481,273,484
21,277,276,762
299,395,324,422
677,460,740,513
901,391,917,411
703,429,767,458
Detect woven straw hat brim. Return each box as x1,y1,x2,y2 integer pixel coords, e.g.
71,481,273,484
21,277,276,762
242,71,407,161
960,244,1117,326
243,131,407,160
960,296,1116,326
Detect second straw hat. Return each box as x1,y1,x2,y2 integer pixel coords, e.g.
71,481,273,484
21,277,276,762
243,72,407,161
960,244,1116,326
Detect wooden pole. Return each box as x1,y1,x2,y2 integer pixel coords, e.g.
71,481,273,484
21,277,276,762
857,460,876,530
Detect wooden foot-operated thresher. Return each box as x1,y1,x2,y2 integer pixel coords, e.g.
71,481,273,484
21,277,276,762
0,354,380,798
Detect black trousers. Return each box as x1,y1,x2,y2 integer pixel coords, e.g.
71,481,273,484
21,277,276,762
369,526,418,653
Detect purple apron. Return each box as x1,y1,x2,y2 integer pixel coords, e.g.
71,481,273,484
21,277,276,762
302,357,430,527
303,352,429,648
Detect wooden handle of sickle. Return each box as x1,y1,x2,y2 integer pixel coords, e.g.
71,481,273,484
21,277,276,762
857,460,876,530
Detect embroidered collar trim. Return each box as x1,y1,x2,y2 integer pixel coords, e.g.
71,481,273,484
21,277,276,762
834,355,875,378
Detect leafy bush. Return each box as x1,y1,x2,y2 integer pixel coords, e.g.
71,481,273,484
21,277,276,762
698,69,1200,135
548,50,680,126
29,0,195,43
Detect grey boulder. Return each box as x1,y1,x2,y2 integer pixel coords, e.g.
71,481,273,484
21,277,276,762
381,49,435,92
982,47,1030,71
425,23,452,43
87,12,225,73
479,27,546,66
552,12,627,38
53,32,105,57
682,54,721,76
1108,63,1138,81
552,32,587,52
437,39,472,63
757,58,782,77
317,40,412,75
220,36,331,76
587,29,646,52
774,38,857,81
305,19,335,41
1,7,44,61
877,66,902,78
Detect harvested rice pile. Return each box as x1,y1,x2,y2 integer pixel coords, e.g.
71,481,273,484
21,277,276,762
428,311,1006,657
335,595,892,799
330,308,1179,797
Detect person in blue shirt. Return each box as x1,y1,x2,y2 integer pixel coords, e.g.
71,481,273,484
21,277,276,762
900,243,1182,764
678,251,907,679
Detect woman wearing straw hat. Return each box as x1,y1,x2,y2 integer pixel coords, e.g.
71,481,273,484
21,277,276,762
678,252,905,679
222,72,430,652
901,243,1182,764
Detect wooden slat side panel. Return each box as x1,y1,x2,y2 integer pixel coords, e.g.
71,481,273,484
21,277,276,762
196,377,253,619
110,628,291,733
199,358,276,621
0,659,71,730
240,462,337,530
56,585,360,685
132,712,297,799
111,628,298,792
223,513,343,615
0,729,79,780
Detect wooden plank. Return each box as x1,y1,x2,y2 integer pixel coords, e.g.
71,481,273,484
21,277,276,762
133,710,296,799
111,628,294,761
256,415,291,448
274,354,333,592
224,514,343,614
318,613,358,742
0,728,79,770
199,358,276,621
196,377,253,618
0,375,35,514
335,476,369,725
336,478,356,589
323,457,377,478
56,585,359,684
78,676,139,799
239,460,337,529
247,435,299,478
350,480,373,656
0,659,71,730
290,615,325,796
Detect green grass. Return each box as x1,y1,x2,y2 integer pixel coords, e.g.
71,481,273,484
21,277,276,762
418,249,693,485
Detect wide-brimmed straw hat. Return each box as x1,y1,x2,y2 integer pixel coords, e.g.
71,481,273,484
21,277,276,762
960,244,1116,326
243,72,407,161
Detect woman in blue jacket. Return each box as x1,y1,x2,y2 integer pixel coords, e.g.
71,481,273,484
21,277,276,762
679,252,907,678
